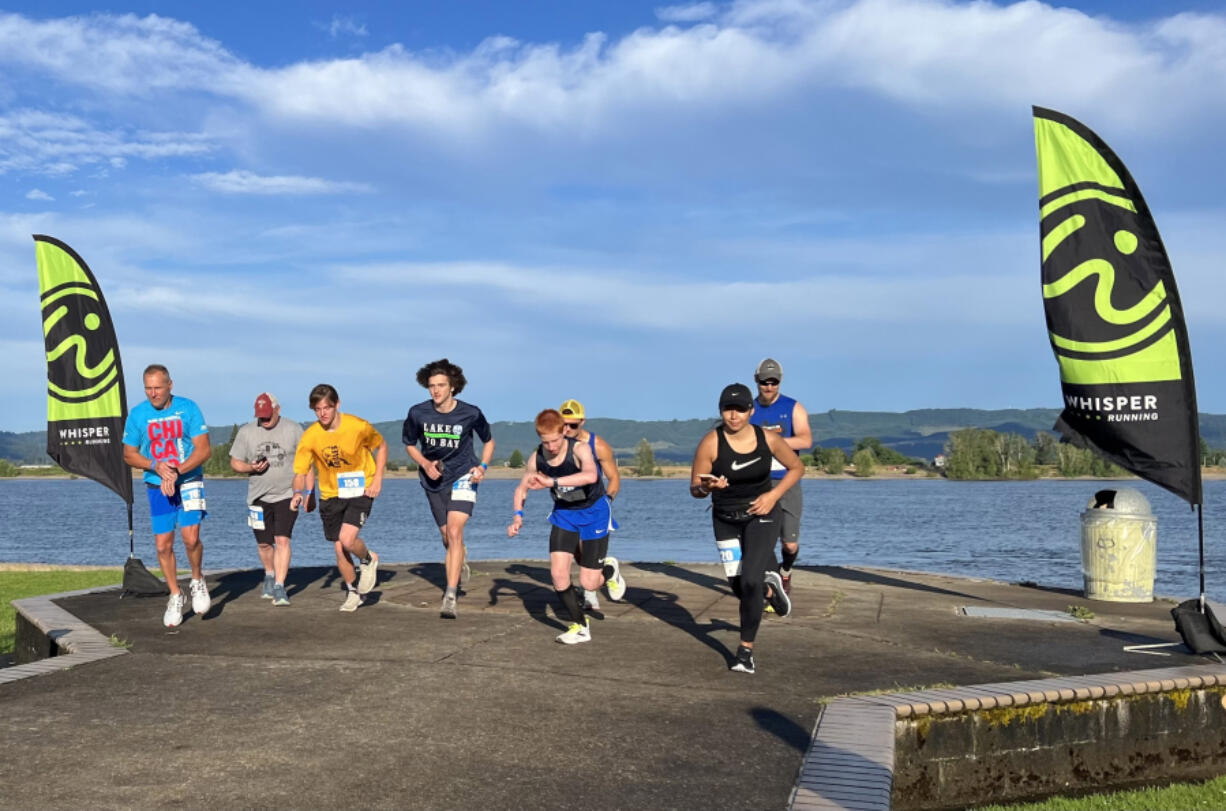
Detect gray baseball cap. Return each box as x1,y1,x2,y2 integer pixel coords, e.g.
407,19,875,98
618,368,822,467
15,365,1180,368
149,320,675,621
755,358,783,382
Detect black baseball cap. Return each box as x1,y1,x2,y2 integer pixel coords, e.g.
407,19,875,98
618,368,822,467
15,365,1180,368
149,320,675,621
719,383,753,411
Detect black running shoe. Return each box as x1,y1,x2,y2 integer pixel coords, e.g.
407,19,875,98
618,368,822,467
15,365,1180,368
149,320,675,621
764,570,791,617
730,645,755,674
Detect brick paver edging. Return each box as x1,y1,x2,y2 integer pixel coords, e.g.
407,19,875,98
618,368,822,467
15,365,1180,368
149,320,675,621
2,584,127,685
788,662,1226,811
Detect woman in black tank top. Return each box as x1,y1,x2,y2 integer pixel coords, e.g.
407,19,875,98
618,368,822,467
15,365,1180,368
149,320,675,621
689,383,804,674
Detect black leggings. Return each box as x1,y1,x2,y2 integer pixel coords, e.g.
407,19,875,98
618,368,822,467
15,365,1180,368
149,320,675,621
712,506,780,644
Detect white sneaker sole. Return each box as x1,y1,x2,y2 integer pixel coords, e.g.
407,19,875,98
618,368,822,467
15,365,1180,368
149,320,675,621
357,554,378,595
604,557,626,601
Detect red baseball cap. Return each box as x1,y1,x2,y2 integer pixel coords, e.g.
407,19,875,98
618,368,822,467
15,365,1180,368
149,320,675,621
254,393,278,419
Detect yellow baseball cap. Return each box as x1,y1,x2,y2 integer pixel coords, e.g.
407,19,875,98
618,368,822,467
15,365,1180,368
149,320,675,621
559,399,585,420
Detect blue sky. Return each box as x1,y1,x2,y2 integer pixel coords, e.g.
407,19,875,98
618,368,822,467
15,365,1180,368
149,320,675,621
3,0,1226,431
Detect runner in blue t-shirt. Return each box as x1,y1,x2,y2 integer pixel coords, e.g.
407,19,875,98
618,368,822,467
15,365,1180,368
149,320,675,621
402,358,495,620
121,364,213,628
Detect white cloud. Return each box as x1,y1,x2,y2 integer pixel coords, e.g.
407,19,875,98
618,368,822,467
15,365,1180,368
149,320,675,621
189,170,374,195
3,3,1224,139
334,250,1033,333
0,109,211,176
233,0,1226,137
321,15,368,38
0,12,246,95
656,3,719,23
25,188,52,201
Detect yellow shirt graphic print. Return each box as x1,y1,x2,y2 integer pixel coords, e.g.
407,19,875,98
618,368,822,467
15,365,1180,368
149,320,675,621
294,416,383,499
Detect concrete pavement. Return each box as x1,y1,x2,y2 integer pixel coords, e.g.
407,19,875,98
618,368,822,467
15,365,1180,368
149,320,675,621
1,560,1205,810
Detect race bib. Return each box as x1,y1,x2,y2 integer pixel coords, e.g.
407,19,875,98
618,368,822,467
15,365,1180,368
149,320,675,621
554,483,585,503
452,473,478,503
180,480,206,512
247,505,265,530
337,470,366,499
716,538,742,578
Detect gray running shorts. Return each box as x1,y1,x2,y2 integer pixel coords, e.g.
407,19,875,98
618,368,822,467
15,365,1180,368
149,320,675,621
771,478,802,544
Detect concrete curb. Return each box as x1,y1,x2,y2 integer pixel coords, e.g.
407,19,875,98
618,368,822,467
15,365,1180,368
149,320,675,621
788,662,1226,810
3,584,127,684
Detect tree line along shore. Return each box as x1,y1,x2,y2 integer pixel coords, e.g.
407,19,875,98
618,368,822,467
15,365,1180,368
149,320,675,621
7,425,1226,482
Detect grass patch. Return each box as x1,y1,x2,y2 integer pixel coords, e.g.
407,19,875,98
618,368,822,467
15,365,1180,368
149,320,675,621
1,569,123,655
974,775,1226,810
1066,604,1096,621
823,590,846,617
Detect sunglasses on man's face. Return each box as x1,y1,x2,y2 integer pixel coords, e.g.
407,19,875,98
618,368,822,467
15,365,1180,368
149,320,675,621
757,379,780,387
564,422,582,430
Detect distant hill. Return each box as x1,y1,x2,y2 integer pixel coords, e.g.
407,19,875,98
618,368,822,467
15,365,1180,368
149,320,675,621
8,408,1226,466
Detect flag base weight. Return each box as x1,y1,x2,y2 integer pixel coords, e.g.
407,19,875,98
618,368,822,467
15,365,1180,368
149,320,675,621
121,556,169,598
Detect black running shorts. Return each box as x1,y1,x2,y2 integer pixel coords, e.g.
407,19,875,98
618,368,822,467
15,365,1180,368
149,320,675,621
319,496,372,543
250,497,298,545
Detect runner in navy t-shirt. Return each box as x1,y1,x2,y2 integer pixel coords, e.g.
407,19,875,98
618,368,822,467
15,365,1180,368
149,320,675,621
402,358,495,619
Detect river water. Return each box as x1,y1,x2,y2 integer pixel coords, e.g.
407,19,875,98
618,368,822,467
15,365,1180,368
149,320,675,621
3,477,1225,601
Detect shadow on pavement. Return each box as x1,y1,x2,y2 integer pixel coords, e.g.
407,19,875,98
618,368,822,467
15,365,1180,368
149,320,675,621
750,707,812,753
635,587,737,667
635,562,732,596
488,563,567,631
818,565,985,601
203,569,262,619
1016,581,1085,599
407,563,447,590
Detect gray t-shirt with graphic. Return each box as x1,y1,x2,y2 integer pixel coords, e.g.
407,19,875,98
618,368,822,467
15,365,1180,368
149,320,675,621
230,418,304,504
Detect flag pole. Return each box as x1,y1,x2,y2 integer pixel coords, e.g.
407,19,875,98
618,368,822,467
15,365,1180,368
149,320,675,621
1198,503,1206,611
128,503,134,558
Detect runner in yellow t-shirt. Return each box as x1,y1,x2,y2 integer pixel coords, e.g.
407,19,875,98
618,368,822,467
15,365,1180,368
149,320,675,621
291,383,387,612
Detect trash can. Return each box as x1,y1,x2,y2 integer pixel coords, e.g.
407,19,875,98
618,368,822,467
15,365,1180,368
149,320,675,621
1080,487,1156,602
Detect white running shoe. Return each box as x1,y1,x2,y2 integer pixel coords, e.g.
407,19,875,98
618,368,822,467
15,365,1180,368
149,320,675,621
189,579,211,616
339,590,362,612
441,592,457,619
357,552,379,595
163,592,185,628
583,589,600,611
603,556,626,602
556,620,591,645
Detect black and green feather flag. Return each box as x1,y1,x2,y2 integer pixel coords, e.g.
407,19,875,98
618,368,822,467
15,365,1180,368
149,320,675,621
1033,106,1201,505
34,235,133,506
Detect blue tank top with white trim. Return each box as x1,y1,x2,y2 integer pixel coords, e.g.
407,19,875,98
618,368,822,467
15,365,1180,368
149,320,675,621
750,393,796,479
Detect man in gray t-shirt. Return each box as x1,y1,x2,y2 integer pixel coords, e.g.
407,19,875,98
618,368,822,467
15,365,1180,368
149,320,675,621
229,393,308,605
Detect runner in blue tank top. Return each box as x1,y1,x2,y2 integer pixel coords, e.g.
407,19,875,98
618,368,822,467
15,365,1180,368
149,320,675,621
559,398,625,610
507,409,623,645
748,358,812,599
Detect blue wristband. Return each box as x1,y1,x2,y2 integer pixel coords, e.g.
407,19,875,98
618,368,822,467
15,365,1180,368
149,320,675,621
513,509,524,517
481,462,488,470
